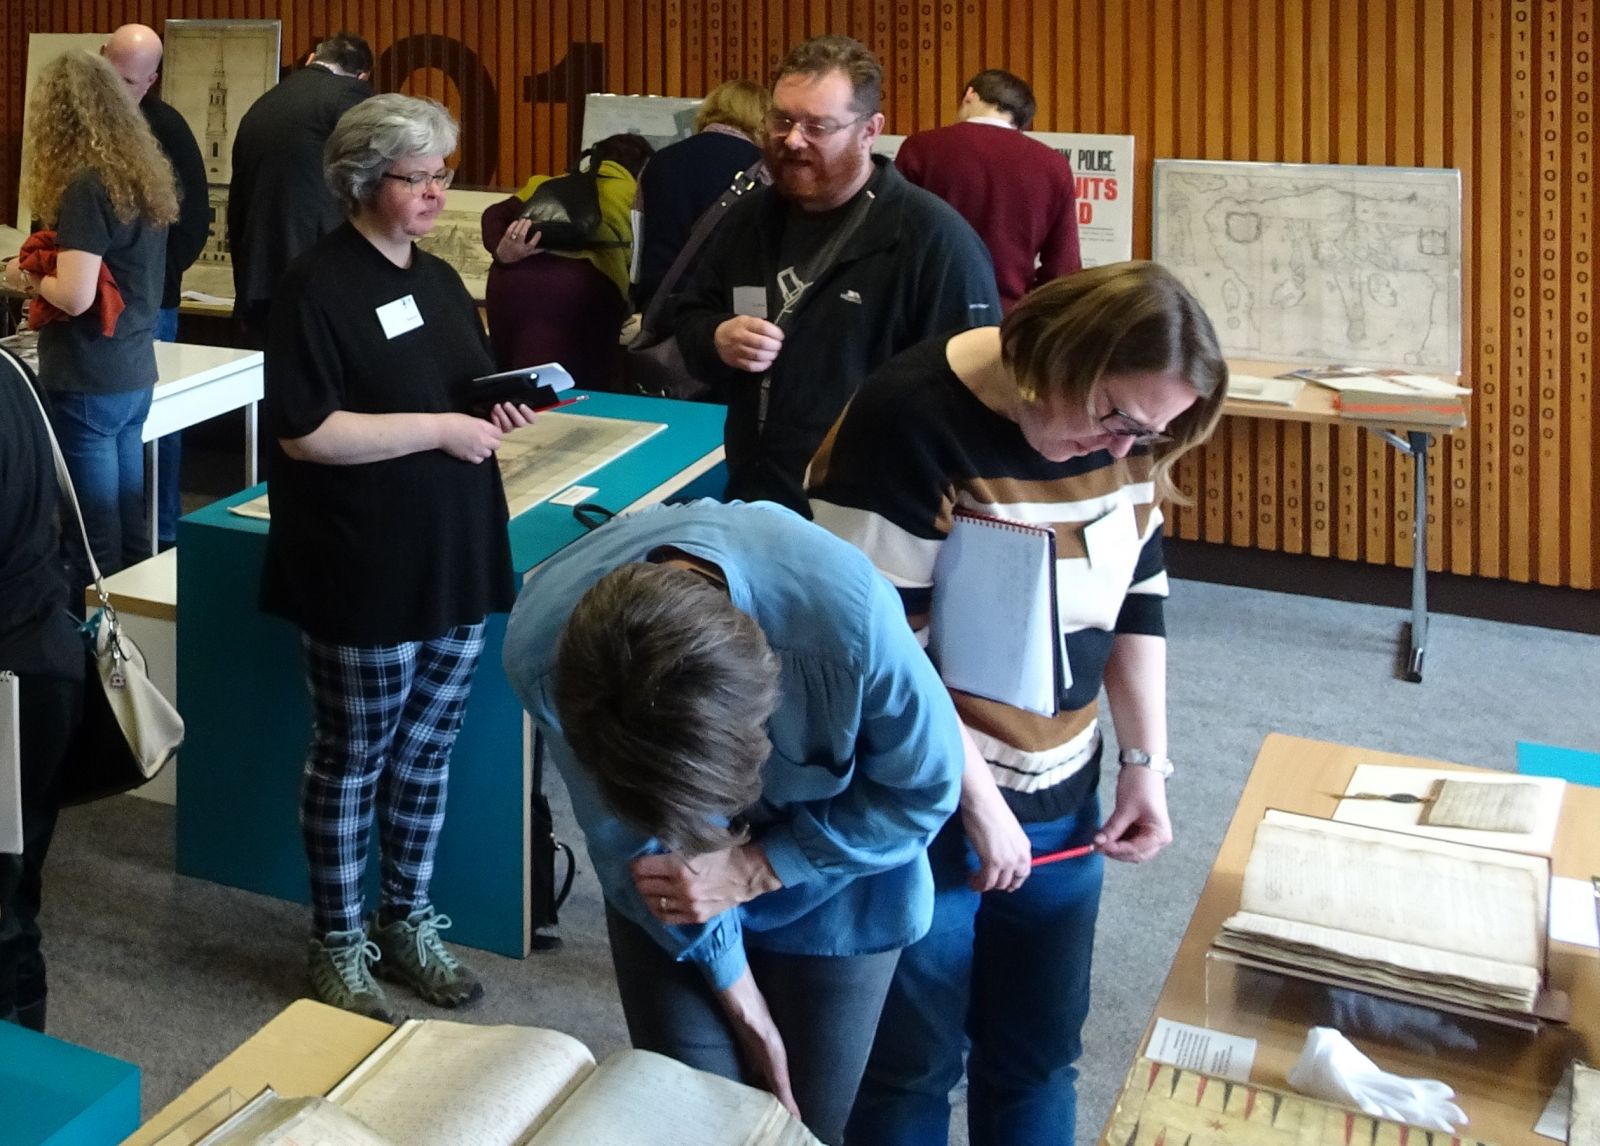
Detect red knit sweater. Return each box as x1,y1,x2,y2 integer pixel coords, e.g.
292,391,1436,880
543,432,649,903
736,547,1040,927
896,120,1082,311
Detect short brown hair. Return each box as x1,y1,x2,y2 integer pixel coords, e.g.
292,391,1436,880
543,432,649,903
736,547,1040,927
1001,262,1230,502
966,68,1036,130
554,563,780,855
695,79,772,140
774,35,882,115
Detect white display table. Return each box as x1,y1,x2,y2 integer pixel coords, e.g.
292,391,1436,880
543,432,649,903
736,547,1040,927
143,342,264,558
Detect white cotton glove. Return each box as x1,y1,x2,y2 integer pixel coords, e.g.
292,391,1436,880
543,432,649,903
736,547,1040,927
1287,1026,1469,1133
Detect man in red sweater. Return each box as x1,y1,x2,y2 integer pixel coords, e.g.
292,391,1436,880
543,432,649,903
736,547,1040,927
895,69,1083,311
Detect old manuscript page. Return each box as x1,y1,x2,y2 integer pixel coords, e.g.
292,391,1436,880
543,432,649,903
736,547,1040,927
529,1049,820,1146
329,1021,595,1146
1218,810,1548,1010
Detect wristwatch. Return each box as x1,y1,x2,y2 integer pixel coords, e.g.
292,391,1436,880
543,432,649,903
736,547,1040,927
1118,747,1175,778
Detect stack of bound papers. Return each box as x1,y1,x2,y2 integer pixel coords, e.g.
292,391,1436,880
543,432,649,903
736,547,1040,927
201,1019,820,1145
1214,810,1565,1022
1228,373,1305,406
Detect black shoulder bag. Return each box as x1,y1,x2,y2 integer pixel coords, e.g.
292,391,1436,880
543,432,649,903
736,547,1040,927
625,161,765,401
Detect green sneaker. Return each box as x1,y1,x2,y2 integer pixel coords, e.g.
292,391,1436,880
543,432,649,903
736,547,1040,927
369,907,484,1008
307,929,398,1022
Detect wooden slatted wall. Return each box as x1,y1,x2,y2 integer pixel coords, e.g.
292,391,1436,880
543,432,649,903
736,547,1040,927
4,1,1594,589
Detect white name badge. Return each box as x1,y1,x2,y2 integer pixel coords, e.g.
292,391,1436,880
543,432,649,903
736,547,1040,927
732,285,769,320
375,294,424,340
1082,498,1136,568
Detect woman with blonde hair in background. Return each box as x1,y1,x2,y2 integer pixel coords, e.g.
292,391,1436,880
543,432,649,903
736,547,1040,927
4,50,177,591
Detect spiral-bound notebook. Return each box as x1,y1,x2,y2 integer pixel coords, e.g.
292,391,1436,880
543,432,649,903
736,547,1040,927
928,509,1065,716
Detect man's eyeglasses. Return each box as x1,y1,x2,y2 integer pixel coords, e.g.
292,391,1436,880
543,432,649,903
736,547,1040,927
764,111,869,142
382,168,455,193
1099,405,1171,446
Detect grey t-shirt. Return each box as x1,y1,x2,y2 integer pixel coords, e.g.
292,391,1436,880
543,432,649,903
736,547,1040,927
37,170,165,394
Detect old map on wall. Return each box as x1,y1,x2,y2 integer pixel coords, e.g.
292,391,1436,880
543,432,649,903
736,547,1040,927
1108,1058,1496,1146
163,20,283,304
580,94,701,153
1153,160,1462,372
416,189,504,300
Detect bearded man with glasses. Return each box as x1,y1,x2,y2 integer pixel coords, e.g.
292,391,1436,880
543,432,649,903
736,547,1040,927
674,34,1000,515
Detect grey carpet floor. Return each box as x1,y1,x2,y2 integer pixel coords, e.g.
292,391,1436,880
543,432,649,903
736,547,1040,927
33,578,1600,1143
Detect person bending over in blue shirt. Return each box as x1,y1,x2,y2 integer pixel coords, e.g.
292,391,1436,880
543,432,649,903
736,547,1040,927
502,500,964,1146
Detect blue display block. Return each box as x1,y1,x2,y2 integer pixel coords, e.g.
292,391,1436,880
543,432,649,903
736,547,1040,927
0,1022,139,1144
1518,739,1600,787
176,393,726,956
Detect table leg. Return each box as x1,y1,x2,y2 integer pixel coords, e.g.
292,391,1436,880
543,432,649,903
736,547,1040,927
145,439,160,559
245,400,259,486
1404,430,1431,683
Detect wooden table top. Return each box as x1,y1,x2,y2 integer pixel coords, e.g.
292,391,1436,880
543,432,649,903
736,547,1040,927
1105,733,1597,1145
124,1000,391,1146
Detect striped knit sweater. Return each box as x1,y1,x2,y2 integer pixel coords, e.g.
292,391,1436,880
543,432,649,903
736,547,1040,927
807,335,1167,822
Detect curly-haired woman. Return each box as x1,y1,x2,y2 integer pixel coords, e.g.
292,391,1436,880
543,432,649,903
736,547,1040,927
3,50,177,589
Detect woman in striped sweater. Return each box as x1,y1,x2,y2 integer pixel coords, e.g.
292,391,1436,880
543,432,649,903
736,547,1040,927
807,261,1229,1146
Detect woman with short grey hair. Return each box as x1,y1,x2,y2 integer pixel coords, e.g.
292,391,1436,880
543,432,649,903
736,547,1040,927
323,93,459,214
261,93,536,1021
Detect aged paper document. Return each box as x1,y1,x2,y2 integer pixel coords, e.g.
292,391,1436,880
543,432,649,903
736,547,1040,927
1423,777,1542,833
1216,810,1549,1012
1334,763,1565,855
494,413,665,518
324,1019,819,1146
224,413,666,524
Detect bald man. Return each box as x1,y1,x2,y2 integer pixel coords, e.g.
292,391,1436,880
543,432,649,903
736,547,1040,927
103,24,210,548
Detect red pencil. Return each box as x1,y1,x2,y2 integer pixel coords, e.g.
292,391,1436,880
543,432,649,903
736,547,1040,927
546,394,588,410
1030,843,1097,867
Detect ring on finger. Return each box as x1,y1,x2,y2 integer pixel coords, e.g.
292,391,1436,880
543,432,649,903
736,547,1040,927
659,895,668,912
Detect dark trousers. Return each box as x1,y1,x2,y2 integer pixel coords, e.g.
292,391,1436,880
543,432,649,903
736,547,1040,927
605,904,899,1146
0,673,82,1031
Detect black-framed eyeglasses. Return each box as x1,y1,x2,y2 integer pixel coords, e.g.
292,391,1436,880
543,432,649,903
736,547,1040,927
382,167,455,193
764,111,870,142
1099,405,1171,446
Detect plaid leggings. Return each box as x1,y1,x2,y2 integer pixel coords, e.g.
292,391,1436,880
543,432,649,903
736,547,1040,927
299,621,486,935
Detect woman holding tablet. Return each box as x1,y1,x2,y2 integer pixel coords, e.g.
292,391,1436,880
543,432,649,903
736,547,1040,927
262,93,534,1021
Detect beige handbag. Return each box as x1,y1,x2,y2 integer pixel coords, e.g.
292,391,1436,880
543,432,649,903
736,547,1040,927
5,346,184,803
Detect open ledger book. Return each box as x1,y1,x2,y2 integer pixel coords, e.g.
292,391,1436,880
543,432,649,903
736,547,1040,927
1214,810,1564,1022
202,1020,819,1145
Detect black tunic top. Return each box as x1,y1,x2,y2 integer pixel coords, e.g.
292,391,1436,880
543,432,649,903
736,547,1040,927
261,223,516,645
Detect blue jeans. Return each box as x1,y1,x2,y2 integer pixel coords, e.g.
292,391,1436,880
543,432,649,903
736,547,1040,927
153,306,181,544
49,387,154,593
846,796,1104,1146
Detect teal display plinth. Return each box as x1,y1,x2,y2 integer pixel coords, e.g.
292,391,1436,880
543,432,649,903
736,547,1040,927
0,1022,139,1144
175,393,726,956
